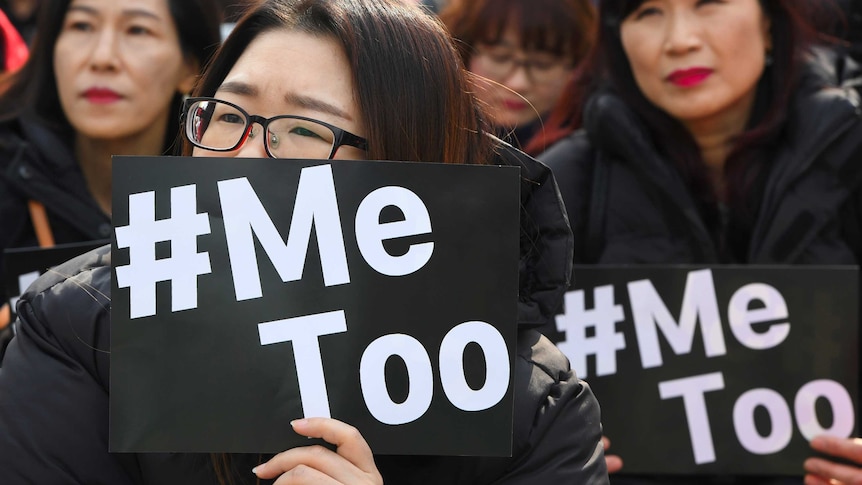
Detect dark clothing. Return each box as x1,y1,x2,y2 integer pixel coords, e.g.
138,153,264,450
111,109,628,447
0,116,111,355
0,116,112,251
540,60,862,266
0,143,608,483
539,54,862,484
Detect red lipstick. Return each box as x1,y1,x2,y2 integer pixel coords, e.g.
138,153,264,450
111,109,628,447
502,99,528,111
666,67,713,88
83,87,122,104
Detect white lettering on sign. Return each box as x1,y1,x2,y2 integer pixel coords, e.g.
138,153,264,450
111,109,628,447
556,269,792,377
733,388,793,455
360,334,434,425
554,285,625,379
116,166,436,318
219,167,350,301
115,185,212,319
727,283,790,350
258,310,349,418
218,167,435,302
658,372,726,464
360,321,510,425
794,380,855,440
629,269,726,369
355,186,434,277
439,321,510,411
661,373,855,463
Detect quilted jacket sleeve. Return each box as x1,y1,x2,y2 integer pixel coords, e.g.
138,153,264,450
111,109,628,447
0,245,142,484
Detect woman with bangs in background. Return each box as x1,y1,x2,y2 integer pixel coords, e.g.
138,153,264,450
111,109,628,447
439,0,595,156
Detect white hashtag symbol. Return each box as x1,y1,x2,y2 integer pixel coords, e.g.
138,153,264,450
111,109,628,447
555,285,626,378
115,185,212,319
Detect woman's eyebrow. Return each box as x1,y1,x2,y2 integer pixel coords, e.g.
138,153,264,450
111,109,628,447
66,5,162,21
284,92,353,121
215,82,352,121
217,81,257,97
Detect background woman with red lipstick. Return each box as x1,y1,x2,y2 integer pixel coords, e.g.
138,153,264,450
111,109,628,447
439,0,596,155
0,0,221,348
538,0,862,483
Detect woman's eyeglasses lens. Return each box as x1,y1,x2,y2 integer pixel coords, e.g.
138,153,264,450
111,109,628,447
475,46,571,84
185,98,338,159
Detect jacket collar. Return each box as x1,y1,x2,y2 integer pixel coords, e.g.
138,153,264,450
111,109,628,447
583,90,719,260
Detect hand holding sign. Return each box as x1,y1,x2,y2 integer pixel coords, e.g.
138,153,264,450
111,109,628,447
804,435,862,485
253,418,383,485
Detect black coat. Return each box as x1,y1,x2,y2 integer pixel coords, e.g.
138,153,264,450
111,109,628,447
0,116,112,244
0,115,112,286
540,56,862,266
0,143,608,484
538,53,862,485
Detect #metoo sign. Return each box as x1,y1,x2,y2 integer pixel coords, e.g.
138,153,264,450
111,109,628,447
110,156,520,455
544,266,859,475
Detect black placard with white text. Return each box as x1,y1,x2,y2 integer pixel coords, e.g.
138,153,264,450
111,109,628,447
543,265,859,475
110,156,520,456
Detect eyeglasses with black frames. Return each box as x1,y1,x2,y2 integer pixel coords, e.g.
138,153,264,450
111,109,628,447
182,97,369,159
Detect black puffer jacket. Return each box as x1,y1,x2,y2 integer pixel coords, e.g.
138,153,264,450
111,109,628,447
540,54,862,266
0,145,607,484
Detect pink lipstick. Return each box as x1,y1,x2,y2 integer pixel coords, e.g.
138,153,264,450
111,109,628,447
666,67,713,88
83,87,122,104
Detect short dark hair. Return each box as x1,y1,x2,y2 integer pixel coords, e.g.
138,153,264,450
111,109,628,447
190,0,493,166
0,0,223,153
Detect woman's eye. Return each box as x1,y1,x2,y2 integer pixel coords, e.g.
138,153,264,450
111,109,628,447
633,7,661,20
697,0,724,5
67,20,94,32
488,52,513,64
218,113,244,124
128,25,154,36
530,59,557,71
290,126,323,139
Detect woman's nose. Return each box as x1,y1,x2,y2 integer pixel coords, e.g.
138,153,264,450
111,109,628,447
234,124,270,158
89,28,120,71
663,11,703,55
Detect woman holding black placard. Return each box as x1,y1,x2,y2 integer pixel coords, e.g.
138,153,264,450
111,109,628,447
0,0,609,483
538,0,862,483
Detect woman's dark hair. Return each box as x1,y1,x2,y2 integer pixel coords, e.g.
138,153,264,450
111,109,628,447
534,0,820,258
0,0,223,153
189,0,493,166
438,0,596,67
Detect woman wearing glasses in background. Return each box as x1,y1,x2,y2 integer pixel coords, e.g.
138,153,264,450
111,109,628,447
0,0,221,344
439,0,595,155
0,0,609,483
